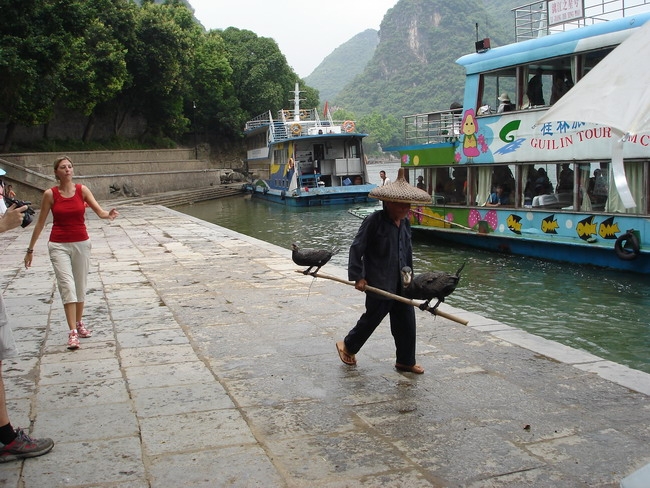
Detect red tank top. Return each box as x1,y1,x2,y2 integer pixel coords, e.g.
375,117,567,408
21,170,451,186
49,184,89,243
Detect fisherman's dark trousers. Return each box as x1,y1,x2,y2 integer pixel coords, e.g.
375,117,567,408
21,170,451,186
344,294,417,366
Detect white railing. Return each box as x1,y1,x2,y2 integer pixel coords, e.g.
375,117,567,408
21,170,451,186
245,109,357,141
512,0,650,42
244,111,272,132
403,110,463,145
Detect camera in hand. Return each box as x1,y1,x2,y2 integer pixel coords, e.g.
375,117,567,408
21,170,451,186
5,197,35,227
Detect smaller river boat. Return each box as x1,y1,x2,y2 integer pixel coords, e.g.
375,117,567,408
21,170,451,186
243,83,375,206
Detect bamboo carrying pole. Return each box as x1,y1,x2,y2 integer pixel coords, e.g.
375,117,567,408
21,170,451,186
297,270,469,326
410,208,474,231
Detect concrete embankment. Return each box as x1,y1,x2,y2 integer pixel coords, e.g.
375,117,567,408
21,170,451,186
0,204,648,487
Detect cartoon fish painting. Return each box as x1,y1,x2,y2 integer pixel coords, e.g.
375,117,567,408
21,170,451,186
576,215,597,241
506,214,522,234
541,215,559,234
598,216,621,239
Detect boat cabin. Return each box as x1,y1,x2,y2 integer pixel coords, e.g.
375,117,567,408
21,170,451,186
389,5,650,216
383,1,650,272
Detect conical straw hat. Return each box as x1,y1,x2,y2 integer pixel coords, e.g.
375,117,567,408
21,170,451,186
369,168,431,204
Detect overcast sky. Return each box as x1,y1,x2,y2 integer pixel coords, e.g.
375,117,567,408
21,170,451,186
189,0,398,78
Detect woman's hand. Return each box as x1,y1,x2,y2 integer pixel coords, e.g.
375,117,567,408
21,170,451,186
24,251,33,269
108,208,119,220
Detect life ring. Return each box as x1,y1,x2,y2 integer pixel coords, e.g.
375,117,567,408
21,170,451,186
299,110,308,120
342,120,355,133
290,123,301,136
614,229,640,260
282,110,291,120
287,157,294,169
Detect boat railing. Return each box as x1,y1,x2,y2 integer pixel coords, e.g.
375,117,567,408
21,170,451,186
512,0,650,42
278,108,337,127
244,111,273,132
245,108,358,140
403,110,463,146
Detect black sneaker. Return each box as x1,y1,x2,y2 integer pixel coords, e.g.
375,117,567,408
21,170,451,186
0,428,54,463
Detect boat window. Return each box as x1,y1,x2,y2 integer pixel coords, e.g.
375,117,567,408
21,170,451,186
273,148,290,166
476,47,620,114
579,162,609,211
314,144,325,161
524,57,575,108
433,167,467,204
409,168,431,195
478,58,575,113
603,160,646,215
478,68,517,115
523,164,558,207
246,132,267,151
488,165,516,205
581,47,615,77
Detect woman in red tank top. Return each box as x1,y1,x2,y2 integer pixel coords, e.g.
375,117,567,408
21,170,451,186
24,156,119,350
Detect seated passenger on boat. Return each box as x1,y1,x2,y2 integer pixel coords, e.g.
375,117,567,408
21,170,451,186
527,67,545,106
534,168,553,195
588,168,608,206
556,163,574,193
485,185,509,207
550,70,573,105
497,93,514,113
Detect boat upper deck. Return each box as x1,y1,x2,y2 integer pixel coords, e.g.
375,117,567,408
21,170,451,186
459,10,650,74
513,0,650,42
245,109,364,143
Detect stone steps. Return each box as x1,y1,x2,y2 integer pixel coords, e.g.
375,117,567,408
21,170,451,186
1,148,235,204
104,183,245,208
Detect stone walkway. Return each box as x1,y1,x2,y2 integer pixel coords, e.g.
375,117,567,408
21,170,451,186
0,204,648,487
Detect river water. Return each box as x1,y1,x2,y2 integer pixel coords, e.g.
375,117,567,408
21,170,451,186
175,162,650,374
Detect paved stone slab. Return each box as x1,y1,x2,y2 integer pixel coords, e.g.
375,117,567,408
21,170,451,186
0,204,648,487
36,402,139,443
22,436,146,486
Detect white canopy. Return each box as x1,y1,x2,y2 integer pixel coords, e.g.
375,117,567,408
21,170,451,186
537,19,650,208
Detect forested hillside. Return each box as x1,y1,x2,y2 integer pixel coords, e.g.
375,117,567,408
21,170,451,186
304,30,379,104
320,0,522,116
1,0,524,154
0,1,312,153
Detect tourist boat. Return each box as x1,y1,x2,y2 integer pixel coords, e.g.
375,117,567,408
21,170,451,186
243,83,375,206
384,2,650,274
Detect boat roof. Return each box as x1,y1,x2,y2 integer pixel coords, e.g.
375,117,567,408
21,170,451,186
269,132,369,145
457,11,650,74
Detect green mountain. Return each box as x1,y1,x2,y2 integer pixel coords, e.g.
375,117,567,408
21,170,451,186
304,29,379,104
309,0,522,117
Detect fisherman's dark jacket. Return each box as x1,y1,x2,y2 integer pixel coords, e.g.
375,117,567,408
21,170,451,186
348,209,413,298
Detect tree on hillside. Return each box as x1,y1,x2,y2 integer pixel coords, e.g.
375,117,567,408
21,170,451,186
299,84,319,112
189,31,244,141
305,29,379,103
358,112,402,154
123,1,197,140
219,28,301,119
0,0,86,151
331,0,518,118
63,0,134,142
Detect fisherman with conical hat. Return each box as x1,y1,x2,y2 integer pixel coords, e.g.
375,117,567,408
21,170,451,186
336,169,431,374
